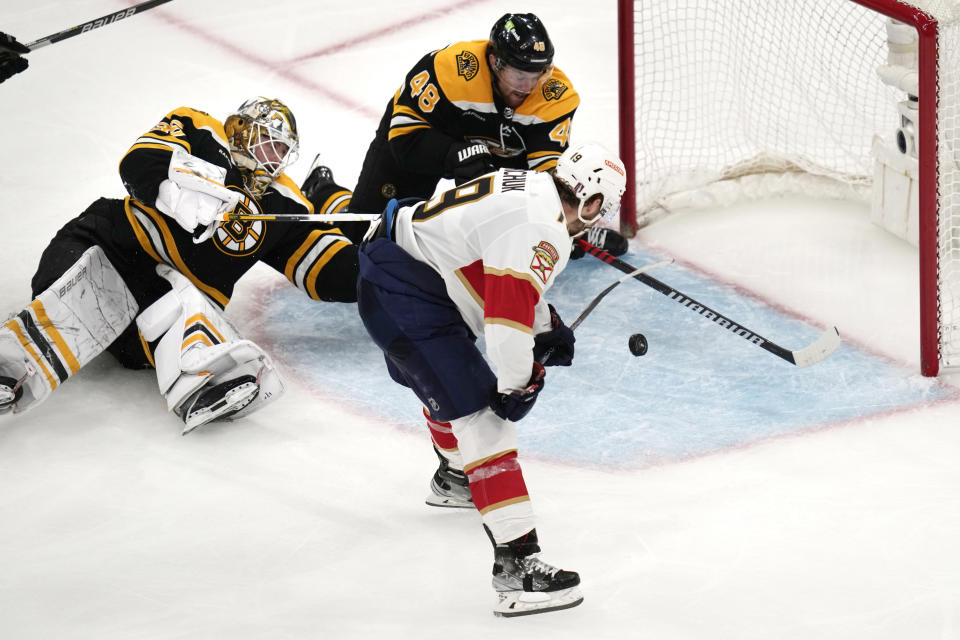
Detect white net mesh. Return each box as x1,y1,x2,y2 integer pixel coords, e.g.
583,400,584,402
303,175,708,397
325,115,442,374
931,2,960,368
628,0,960,373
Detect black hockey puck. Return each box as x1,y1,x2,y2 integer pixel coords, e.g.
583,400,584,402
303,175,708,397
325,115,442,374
628,333,648,356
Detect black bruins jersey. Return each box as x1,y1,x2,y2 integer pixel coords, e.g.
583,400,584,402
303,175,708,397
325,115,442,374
351,39,580,212
109,106,358,308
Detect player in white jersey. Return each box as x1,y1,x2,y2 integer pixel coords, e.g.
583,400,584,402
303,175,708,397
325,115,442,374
356,142,627,616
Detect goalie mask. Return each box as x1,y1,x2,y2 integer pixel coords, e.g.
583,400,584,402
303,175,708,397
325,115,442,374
554,142,628,234
225,97,300,197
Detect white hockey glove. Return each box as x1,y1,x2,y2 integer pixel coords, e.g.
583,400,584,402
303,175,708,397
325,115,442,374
155,148,240,243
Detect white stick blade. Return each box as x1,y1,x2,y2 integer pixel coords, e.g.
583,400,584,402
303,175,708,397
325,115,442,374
792,326,841,367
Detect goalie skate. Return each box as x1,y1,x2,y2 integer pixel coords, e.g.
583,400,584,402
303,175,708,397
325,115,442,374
179,375,258,435
0,375,23,414
491,536,583,617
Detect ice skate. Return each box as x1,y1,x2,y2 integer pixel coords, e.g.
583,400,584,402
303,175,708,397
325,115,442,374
491,529,583,617
425,446,473,508
179,375,258,435
0,375,23,414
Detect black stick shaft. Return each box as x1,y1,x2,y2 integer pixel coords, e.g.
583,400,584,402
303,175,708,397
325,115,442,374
576,238,830,366
26,0,174,51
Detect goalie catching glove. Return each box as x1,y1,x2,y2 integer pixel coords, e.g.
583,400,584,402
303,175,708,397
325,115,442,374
155,148,241,243
533,304,575,367
490,362,545,422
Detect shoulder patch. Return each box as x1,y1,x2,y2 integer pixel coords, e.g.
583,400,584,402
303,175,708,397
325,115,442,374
542,78,569,102
456,50,480,80
434,40,495,105
530,241,559,285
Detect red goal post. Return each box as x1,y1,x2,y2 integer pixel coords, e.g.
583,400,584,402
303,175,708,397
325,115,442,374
617,0,960,376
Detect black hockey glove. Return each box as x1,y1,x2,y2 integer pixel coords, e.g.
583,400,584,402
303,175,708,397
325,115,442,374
0,32,29,85
571,226,630,259
533,304,575,367
490,362,546,422
300,161,335,204
445,142,495,185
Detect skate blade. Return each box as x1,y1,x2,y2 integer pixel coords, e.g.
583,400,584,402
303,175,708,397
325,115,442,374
424,494,474,509
493,586,583,617
182,382,258,435
0,388,15,409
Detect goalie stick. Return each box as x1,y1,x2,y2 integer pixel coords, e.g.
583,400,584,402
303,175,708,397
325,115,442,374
537,259,672,365
25,0,174,51
221,212,381,223
576,238,841,367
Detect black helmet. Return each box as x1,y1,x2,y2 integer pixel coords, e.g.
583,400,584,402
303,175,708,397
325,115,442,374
488,13,554,73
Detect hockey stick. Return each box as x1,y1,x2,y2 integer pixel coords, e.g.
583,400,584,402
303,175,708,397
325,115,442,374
25,0,174,51
575,238,841,367
568,259,673,332
221,212,380,223
537,258,672,365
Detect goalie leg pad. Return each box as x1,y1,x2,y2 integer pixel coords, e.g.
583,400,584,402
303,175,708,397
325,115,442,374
1,246,138,414
136,264,284,431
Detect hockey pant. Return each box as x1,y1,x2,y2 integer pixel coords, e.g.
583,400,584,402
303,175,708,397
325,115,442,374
357,238,534,542
0,246,139,414
136,264,284,430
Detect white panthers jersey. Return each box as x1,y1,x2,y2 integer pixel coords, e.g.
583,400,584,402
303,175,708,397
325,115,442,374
393,169,572,392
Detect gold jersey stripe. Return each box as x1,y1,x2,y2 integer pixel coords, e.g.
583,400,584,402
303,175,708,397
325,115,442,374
527,150,559,160
284,229,325,282
484,317,534,333
454,268,484,309
125,140,189,156
463,448,518,475
477,495,531,516
388,123,431,141
134,201,231,307
393,104,427,122
483,265,544,295
124,199,168,265
320,190,352,215
305,240,351,300
173,107,230,144
273,173,314,211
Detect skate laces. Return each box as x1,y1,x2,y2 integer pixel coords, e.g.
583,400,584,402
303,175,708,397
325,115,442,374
520,553,560,578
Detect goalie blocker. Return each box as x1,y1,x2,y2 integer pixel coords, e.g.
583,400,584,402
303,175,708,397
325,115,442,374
0,246,283,432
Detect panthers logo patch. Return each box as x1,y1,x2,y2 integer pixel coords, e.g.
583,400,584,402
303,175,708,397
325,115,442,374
214,190,266,257
456,50,480,80
542,79,569,101
530,241,559,285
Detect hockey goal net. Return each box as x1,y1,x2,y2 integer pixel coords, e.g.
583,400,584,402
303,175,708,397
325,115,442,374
618,0,960,376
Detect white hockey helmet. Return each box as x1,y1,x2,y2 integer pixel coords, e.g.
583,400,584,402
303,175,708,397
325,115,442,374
225,96,300,196
554,142,627,230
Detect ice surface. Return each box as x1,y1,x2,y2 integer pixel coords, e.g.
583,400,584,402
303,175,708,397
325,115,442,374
1,2,959,639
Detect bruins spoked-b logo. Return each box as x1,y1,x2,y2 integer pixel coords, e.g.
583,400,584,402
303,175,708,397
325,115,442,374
456,50,480,81
214,189,266,257
542,79,568,101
